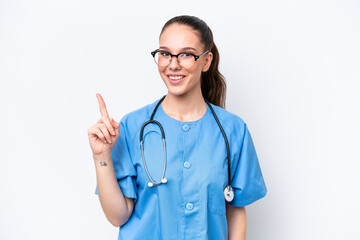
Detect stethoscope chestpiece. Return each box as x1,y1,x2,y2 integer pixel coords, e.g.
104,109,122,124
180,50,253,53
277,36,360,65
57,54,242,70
224,185,234,202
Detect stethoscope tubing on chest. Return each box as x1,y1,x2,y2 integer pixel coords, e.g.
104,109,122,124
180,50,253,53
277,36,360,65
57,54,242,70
139,96,234,202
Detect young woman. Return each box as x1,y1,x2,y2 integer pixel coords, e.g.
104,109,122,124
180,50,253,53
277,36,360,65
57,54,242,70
88,15,267,240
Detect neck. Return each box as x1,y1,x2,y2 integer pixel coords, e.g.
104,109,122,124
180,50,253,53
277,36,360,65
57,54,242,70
162,91,207,122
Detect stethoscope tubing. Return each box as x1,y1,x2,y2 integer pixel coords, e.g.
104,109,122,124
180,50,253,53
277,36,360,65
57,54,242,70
140,136,167,187
139,96,233,201
139,100,167,187
204,99,232,191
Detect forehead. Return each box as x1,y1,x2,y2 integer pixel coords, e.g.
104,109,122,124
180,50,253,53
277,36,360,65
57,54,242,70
159,24,204,52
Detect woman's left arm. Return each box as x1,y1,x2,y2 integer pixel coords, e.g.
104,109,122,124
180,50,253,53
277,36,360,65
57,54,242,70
226,204,246,240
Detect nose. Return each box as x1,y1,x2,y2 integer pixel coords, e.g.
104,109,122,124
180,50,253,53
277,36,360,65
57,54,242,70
168,55,181,70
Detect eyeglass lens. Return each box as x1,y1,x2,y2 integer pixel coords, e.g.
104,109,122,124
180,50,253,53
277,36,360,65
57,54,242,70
153,52,195,68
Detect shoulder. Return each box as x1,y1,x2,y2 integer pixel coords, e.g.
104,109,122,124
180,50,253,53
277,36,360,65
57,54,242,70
118,97,163,140
208,103,247,134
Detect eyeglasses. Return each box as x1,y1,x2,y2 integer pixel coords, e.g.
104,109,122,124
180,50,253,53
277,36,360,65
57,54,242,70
151,49,209,69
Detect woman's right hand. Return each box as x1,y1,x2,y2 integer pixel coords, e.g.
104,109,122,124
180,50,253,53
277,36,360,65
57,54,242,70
87,93,120,156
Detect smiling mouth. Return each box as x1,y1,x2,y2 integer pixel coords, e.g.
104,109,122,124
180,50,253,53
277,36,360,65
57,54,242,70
168,75,185,80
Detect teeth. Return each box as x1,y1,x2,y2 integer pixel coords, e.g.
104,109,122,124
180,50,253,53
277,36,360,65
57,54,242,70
169,76,184,80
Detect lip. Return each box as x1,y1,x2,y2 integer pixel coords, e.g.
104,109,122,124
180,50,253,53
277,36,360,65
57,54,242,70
167,74,186,85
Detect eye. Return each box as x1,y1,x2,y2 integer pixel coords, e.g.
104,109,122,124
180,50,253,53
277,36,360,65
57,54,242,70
180,52,193,59
160,51,170,57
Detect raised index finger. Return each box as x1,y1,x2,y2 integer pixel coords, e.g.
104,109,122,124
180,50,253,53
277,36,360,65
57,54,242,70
96,93,109,117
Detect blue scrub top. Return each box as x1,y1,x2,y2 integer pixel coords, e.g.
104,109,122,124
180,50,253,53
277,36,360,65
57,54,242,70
96,97,267,240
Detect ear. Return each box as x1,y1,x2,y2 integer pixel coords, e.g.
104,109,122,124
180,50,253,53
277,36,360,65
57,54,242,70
202,52,213,72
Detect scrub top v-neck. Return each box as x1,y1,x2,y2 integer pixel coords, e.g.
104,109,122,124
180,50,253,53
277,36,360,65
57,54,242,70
96,97,267,240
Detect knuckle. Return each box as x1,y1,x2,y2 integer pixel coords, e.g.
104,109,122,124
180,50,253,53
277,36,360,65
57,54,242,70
102,127,109,134
88,127,95,135
100,126,109,134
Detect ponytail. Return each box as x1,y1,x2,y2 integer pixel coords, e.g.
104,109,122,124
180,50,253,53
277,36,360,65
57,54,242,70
201,41,226,108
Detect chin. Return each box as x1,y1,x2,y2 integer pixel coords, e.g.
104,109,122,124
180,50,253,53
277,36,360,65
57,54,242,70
162,79,186,96
166,87,188,97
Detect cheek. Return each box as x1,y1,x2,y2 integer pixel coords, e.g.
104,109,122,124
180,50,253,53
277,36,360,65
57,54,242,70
158,67,168,83
158,65,167,73
192,59,205,72
188,65,203,79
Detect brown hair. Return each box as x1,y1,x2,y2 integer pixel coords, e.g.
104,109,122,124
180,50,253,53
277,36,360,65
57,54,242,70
160,15,227,108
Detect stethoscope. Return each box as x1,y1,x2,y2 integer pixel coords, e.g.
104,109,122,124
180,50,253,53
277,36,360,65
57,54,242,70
140,96,234,202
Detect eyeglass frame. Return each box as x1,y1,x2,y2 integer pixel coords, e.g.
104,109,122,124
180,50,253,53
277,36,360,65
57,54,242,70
150,49,210,68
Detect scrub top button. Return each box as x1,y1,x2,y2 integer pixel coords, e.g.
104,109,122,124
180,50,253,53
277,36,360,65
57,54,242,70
183,161,191,169
182,124,190,131
186,203,194,211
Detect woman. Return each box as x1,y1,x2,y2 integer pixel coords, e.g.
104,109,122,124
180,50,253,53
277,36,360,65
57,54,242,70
88,15,267,240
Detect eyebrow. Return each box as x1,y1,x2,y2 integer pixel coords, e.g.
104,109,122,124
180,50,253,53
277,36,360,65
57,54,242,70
159,46,197,52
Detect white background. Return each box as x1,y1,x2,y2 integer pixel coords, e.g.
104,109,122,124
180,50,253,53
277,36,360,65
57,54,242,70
1,0,359,239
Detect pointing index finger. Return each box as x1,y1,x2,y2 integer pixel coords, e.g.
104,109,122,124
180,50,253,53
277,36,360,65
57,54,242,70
96,93,110,117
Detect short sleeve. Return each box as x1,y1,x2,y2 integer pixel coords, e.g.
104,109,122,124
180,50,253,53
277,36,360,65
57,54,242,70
95,122,138,202
228,124,267,207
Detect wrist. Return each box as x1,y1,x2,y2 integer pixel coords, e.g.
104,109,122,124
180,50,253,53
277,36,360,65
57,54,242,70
93,151,112,161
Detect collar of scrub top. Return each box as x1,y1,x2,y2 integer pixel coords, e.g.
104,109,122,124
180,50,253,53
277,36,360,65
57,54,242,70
139,95,234,202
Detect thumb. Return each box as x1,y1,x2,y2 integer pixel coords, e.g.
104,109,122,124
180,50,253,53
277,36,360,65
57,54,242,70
111,117,120,129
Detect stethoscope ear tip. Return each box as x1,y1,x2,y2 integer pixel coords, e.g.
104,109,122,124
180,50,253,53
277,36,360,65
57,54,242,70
148,178,167,188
